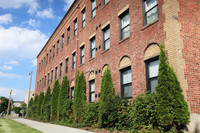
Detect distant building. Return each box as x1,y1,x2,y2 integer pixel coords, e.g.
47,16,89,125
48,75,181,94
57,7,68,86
24,90,35,105
12,101,24,107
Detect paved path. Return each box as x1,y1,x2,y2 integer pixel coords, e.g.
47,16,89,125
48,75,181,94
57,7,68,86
11,118,94,133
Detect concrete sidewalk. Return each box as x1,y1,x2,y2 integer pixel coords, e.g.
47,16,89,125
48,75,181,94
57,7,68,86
11,118,94,133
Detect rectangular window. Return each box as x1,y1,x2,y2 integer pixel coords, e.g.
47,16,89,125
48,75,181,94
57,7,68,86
48,73,50,84
39,63,41,72
71,87,74,100
55,67,57,79
72,52,76,70
46,54,48,64
90,37,95,58
65,58,68,73
103,0,109,5
62,34,64,49
91,0,96,18
121,67,132,98
81,8,86,28
89,80,95,103
145,57,159,92
143,0,158,25
53,45,55,58
119,10,130,40
60,63,62,78
49,50,51,63
80,46,84,65
41,60,43,71
67,27,70,44
44,57,45,68
74,18,77,37
57,40,59,54
44,76,46,87
103,25,110,50
51,70,53,83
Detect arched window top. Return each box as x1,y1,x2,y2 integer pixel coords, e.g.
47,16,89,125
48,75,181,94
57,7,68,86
70,80,75,88
119,56,131,70
88,71,95,81
102,64,109,75
144,43,160,61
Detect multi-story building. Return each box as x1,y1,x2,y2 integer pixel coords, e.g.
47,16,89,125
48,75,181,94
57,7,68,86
24,89,35,105
35,0,200,113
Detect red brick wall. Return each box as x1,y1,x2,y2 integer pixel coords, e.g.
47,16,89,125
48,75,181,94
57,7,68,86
178,0,200,113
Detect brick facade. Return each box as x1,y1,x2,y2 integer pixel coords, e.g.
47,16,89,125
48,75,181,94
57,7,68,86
35,0,200,113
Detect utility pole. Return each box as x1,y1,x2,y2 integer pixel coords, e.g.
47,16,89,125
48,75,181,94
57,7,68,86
6,89,12,118
27,71,33,108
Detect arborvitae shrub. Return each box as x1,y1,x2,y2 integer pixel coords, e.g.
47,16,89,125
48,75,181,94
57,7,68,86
41,85,51,121
73,71,87,123
57,75,70,122
36,91,44,119
27,97,33,118
32,94,38,119
155,44,190,131
51,79,60,121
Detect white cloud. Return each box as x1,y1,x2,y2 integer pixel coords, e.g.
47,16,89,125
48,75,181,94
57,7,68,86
5,61,19,66
63,0,74,12
0,0,39,15
0,14,12,24
0,65,12,70
0,72,21,78
21,19,40,28
0,87,26,101
48,0,54,5
36,8,55,19
0,26,48,59
32,59,37,67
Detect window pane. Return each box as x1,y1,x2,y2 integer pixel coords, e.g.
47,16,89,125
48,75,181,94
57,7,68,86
150,78,158,93
104,0,109,5
90,82,95,92
91,93,95,102
146,7,158,24
92,49,95,58
104,39,110,50
81,48,84,56
145,0,158,11
149,60,159,78
121,14,129,28
122,69,132,84
124,85,132,97
91,40,95,48
122,26,130,39
92,0,96,10
104,28,110,40
92,10,96,17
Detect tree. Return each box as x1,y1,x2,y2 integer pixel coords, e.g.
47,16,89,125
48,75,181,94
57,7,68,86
32,94,38,119
99,68,115,127
20,103,27,117
0,96,9,114
41,85,51,122
73,71,87,123
57,75,70,121
155,44,190,131
36,92,44,118
51,79,60,121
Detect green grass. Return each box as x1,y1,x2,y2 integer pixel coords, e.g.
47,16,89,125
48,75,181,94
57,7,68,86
0,118,42,133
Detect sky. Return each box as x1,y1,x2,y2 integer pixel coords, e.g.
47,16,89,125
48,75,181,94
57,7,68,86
0,0,74,101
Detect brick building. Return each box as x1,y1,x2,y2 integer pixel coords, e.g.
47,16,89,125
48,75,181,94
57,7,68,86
35,0,200,113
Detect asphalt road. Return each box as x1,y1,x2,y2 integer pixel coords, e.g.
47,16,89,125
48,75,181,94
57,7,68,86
11,118,94,133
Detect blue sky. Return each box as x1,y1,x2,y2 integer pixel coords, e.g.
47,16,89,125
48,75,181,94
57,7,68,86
0,0,73,101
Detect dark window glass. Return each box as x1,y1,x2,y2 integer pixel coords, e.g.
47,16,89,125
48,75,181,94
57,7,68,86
67,27,70,44
71,87,74,100
145,57,159,92
57,40,59,54
91,0,96,18
65,58,68,73
80,46,84,65
119,10,130,40
121,67,132,98
72,52,76,69
81,8,86,28
53,45,55,58
89,80,95,103
60,63,62,78
143,0,158,25
90,37,95,58
74,19,77,37
49,50,51,63
44,76,46,86
62,34,64,49
103,25,110,50
55,67,57,79
48,73,50,84
51,70,53,83
46,54,48,64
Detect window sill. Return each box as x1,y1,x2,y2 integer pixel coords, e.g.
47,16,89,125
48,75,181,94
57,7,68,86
101,48,110,54
89,57,95,62
142,18,159,31
73,36,76,40
79,63,84,68
71,69,75,72
80,26,85,32
89,16,96,22
118,36,130,45
101,2,109,10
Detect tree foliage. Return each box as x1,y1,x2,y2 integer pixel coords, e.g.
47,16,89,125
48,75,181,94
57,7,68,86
51,79,60,121
155,44,190,131
41,85,51,121
36,91,44,117
0,96,9,114
73,71,87,123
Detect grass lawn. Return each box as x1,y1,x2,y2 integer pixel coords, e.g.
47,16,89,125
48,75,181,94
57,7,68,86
0,118,42,133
